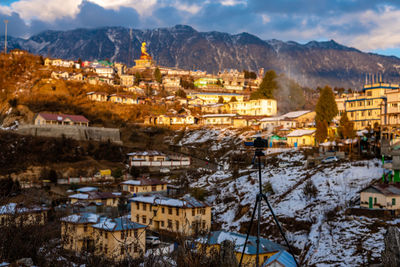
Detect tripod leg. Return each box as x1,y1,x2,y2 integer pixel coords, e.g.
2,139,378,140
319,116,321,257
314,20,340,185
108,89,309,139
261,194,300,267
239,198,258,267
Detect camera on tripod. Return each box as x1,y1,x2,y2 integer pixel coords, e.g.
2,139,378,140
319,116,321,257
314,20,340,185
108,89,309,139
245,136,268,148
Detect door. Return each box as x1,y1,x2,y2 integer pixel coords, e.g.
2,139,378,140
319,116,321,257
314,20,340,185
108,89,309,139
369,197,373,209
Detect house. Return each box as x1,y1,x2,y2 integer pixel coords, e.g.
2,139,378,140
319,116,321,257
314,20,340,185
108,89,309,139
200,103,228,114
61,213,101,252
162,76,181,89
198,231,283,266
130,194,211,235
45,58,75,68
91,217,147,261
232,116,265,128
202,114,237,125
127,151,190,168
120,74,135,87
109,94,137,104
281,110,316,128
68,192,121,207
262,250,297,267
188,92,244,104
260,117,297,131
227,99,277,116
10,49,27,56
153,114,198,126
360,184,400,210
121,178,168,195
0,203,49,227
34,113,89,127
51,71,69,79
87,91,109,102
70,73,83,81
94,67,115,78
61,213,146,261
286,129,316,147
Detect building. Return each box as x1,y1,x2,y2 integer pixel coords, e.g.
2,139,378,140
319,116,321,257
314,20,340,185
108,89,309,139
0,203,49,227
109,94,138,104
91,217,147,261
281,110,315,128
94,67,115,78
87,91,109,102
127,151,191,168
130,194,211,235
150,114,198,126
51,71,69,79
260,117,297,131
188,92,244,104
202,114,237,125
162,76,181,89
34,113,89,127
286,129,316,147
194,78,222,89
120,74,135,87
200,104,228,114
45,58,75,68
360,184,400,210
61,213,146,261
121,178,168,195
382,88,400,128
199,231,283,266
262,250,297,267
68,192,121,207
335,82,400,130
70,73,84,81
228,99,277,116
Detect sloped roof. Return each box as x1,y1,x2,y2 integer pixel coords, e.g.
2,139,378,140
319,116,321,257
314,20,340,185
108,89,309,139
362,184,400,196
0,203,49,215
262,250,297,267
130,194,208,208
37,113,89,123
127,151,165,156
287,129,315,137
92,217,146,232
69,192,120,200
202,231,283,255
282,110,313,119
60,212,100,224
121,178,167,186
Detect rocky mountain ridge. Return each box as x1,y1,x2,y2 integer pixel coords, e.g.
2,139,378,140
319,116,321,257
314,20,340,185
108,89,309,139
2,24,400,88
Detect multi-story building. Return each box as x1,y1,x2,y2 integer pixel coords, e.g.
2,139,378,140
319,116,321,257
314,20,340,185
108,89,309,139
34,113,89,127
61,213,146,261
188,92,245,104
87,91,109,102
68,192,121,207
202,114,237,125
121,178,168,195
335,82,400,130
130,195,211,235
0,203,49,227
227,99,277,116
383,88,400,127
109,94,137,104
127,151,191,168
120,74,135,87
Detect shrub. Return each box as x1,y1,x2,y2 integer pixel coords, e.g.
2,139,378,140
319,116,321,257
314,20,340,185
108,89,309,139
189,187,209,201
263,181,274,195
303,179,318,200
7,98,18,108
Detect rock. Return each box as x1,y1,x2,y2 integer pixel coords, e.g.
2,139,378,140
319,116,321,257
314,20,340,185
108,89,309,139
382,226,400,267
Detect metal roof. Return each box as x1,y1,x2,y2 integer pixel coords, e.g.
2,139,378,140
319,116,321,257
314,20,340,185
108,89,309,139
262,250,297,267
91,217,146,232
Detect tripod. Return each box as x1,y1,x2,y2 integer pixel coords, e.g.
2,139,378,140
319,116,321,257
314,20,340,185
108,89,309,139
238,148,299,267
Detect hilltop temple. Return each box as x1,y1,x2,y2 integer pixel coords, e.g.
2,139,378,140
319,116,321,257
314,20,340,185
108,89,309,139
134,42,155,69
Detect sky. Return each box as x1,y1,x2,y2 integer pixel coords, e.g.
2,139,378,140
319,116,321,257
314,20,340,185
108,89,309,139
1,0,400,57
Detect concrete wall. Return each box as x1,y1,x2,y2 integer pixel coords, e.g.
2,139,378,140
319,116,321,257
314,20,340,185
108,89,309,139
17,124,122,144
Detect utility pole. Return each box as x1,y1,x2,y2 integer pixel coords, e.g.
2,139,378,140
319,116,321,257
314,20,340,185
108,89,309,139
4,20,8,54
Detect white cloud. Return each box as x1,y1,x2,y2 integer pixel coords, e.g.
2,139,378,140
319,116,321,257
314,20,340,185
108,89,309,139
87,0,157,16
220,0,246,6
0,5,12,16
175,3,202,15
10,0,82,22
261,14,270,24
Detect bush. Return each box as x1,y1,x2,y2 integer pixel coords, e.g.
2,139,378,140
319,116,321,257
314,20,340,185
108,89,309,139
112,168,123,178
7,98,18,108
189,187,209,201
303,180,318,200
263,181,274,195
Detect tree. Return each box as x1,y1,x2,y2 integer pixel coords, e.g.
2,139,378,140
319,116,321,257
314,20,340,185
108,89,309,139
77,58,82,66
218,96,224,104
154,67,162,83
229,96,237,102
250,70,278,99
175,89,187,98
338,112,355,139
244,70,257,79
315,86,338,124
315,120,328,143
134,72,142,85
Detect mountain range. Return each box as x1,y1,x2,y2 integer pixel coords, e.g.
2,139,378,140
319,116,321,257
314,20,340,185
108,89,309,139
2,24,400,88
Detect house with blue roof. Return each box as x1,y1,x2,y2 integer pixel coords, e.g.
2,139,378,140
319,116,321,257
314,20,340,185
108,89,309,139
198,231,283,266
262,250,297,267
61,213,146,261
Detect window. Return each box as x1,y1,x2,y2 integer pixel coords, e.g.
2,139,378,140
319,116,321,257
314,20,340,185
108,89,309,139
176,208,179,216
176,220,179,230
152,185,156,191
104,232,108,238
202,220,206,229
104,245,108,254
142,216,147,224
136,215,139,222
134,230,138,238
136,203,140,209
143,203,147,211
161,221,165,227
168,208,172,215
134,245,138,253
162,207,165,214
393,198,396,206
153,210,157,216
149,219,152,225
121,232,124,239
192,209,195,216
168,220,172,228
374,197,377,204
121,246,124,255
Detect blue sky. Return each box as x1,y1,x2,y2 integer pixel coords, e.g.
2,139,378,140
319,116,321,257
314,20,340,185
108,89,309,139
1,0,400,57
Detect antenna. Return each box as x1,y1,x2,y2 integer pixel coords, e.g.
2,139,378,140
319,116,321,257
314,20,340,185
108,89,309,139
4,20,8,54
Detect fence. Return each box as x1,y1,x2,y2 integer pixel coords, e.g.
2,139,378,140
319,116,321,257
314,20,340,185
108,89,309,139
57,176,114,185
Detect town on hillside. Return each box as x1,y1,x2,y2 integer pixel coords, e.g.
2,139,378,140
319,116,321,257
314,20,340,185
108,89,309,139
1,42,400,267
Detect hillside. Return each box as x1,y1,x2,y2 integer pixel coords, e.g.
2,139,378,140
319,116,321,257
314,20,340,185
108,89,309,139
2,25,400,88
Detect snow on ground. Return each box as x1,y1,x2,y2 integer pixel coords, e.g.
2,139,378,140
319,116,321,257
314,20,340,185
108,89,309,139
190,148,384,266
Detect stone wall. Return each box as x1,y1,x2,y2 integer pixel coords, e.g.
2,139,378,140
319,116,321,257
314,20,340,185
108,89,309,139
17,124,122,144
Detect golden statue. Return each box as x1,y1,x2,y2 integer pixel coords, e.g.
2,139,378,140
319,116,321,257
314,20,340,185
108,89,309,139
140,42,151,59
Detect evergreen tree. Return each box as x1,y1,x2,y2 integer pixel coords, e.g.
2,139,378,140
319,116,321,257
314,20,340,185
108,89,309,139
250,70,278,99
218,96,224,104
338,112,355,139
154,67,162,83
134,72,142,85
315,86,338,124
175,89,187,98
315,120,328,143
229,96,237,102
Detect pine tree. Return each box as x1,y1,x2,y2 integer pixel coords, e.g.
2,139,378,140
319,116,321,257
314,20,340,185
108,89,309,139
315,120,328,143
229,96,237,102
250,70,278,99
154,67,162,83
218,96,224,104
338,111,355,139
315,86,338,123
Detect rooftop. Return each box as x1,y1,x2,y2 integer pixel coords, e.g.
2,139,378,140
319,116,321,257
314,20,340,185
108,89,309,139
287,129,316,137
60,212,100,224
127,151,166,156
282,110,313,119
121,178,167,186
0,203,49,215
130,194,208,208
69,192,120,200
37,113,89,123
92,217,146,232
262,250,297,267
364,183,400,196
